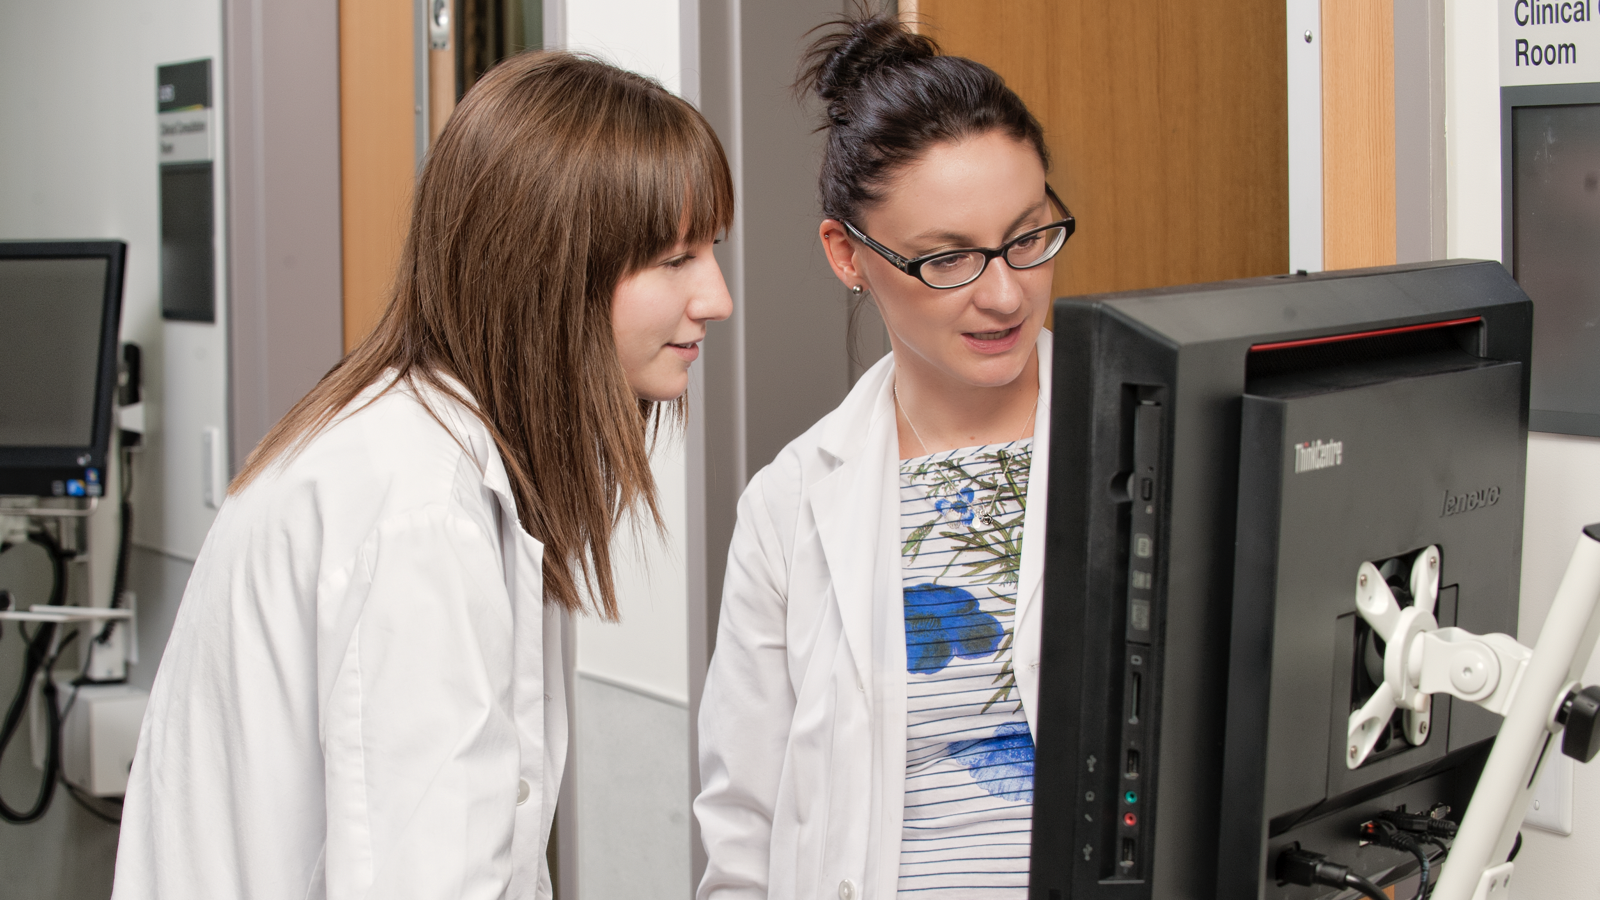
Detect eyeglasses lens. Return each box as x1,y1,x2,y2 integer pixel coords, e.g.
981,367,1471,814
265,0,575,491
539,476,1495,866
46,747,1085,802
916,224,1069,288
1005,226,1068,268
921,251,988,288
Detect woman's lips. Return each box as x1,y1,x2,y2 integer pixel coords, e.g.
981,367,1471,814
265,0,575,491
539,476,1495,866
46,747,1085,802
668,341,700,361
962,324,1023,353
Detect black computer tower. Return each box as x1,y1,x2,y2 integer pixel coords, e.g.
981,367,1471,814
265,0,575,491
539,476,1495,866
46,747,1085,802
1030,260,1533,899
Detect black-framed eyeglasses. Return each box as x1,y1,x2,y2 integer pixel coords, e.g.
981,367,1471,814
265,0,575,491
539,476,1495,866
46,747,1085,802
841,185,1075,290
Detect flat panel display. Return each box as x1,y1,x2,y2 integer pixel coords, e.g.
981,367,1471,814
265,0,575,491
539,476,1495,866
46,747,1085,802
0,257,109,446
1513,101,1600,432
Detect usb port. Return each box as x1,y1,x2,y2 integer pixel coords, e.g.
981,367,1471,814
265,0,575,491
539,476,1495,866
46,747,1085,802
1120,838,1136,868
1125,748,1141,779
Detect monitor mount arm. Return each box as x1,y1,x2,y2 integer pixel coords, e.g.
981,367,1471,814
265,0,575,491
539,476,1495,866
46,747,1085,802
1345,527,1600,900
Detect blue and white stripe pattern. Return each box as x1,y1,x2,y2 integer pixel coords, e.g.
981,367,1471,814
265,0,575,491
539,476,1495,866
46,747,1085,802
897,439,1034,897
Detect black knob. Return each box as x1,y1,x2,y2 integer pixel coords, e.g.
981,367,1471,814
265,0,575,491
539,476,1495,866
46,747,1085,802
1560,685,1600,763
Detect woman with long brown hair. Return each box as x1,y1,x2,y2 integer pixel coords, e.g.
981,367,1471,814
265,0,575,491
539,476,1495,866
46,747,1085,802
112,52,732,900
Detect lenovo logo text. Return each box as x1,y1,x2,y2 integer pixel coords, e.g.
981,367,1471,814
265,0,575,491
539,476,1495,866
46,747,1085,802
1442,486,1501,517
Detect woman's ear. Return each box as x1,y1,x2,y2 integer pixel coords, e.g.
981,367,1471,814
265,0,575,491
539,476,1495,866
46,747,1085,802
819,219,865,290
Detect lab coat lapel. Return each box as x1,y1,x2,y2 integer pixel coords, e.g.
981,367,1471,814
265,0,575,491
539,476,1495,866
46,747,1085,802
1014,335,1053,735
809,360,899,705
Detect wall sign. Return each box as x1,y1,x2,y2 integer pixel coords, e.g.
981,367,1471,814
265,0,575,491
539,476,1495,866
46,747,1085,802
157,59,215,323
1502,0,1600,85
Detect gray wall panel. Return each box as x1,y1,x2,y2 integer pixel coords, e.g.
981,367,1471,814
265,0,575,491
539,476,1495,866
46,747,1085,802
575,675,690,899
225,0,345,471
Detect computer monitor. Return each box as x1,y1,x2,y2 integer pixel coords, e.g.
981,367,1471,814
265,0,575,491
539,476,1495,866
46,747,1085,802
1031,260,1532,898
0,241,126,498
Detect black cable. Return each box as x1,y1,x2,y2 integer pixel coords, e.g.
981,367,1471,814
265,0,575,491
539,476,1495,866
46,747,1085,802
95,444,134,648
0,529,75,824
1344,871,1392,900
1401,838,1430,899
0,438,137,826
21,527,68,608
0,623,63,823
1278,845,1404,900
1363,817,1432,900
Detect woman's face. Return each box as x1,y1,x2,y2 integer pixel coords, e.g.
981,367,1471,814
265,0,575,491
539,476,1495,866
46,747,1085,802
821,131,1055,393
611,238,734,402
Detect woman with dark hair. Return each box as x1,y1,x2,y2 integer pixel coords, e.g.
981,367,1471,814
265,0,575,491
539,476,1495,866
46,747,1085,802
695,13,1071,900
113,52,733,900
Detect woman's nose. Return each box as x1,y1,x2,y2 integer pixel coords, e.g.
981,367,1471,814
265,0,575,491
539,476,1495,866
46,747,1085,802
969,258,1026,314
692,255,735,323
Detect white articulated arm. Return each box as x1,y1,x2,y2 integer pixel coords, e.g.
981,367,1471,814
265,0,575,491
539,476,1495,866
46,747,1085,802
1409,629,1531,716
1429,525,1600,900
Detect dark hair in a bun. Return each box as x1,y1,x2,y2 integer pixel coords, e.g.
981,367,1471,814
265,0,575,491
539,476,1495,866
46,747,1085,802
797,12,1049,222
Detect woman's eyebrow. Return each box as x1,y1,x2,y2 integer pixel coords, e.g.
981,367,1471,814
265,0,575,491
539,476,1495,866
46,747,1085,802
906,199,1050,249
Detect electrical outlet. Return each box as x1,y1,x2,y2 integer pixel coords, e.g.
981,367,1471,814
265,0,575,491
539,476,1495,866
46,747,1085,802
202,426,225,509
1526,752,1573,835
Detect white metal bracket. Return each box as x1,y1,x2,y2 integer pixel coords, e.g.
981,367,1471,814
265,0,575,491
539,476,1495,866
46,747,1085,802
1348,547,1442,767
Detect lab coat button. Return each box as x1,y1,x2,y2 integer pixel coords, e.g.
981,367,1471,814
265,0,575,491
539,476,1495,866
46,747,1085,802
517,778,531,806
838,878,858,900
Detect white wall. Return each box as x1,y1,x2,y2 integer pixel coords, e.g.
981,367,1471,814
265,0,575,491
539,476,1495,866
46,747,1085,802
0,0,229,567
568,0,684,97
564,0,691,706
580,434,691,704
558,5,697,897
1444,2,1600,895
1446,0,1504,261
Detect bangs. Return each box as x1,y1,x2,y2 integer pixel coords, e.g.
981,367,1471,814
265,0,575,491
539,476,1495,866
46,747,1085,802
624,101,736,270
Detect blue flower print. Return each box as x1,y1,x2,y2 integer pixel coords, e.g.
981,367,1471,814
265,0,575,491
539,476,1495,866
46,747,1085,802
933,487,977,526
944,722,1035,802
904,583,1003,674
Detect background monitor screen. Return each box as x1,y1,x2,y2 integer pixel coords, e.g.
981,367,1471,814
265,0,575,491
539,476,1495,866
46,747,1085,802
0,241,125,498
0,257,110,447
1513,102,1600,431
1502,82,1600,437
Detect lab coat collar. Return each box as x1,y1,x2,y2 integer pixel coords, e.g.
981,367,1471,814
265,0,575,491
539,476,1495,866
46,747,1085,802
383,369,524,524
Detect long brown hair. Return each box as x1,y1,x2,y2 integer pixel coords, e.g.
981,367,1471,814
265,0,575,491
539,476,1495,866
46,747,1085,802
231,52,734,620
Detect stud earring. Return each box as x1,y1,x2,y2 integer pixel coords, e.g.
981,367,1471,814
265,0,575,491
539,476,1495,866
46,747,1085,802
850,285,864,295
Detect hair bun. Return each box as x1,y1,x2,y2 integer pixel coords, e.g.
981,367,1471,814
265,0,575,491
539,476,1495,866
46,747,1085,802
799,13,939,112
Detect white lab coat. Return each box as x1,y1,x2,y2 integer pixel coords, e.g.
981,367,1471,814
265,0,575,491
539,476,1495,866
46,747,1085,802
112,373,567,900
695,333,1053,900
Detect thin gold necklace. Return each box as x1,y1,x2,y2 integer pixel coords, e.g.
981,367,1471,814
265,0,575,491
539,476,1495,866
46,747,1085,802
895,381,1040,527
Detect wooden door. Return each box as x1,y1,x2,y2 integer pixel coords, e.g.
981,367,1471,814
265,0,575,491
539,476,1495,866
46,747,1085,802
1321,0,1396,270
339,0,416,352
908,0,1290,297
